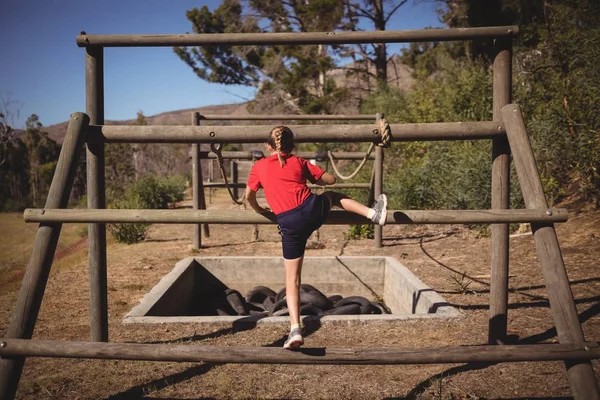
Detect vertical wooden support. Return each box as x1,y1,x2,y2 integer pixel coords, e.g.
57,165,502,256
374,114,384,248
192,112,209,249
502,104,600,400
367,166,376,207
86,46,108,343
0,113,90,400
232,160,239,199
489,38,512,344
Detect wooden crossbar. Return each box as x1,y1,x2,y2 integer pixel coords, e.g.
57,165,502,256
86,122,505,144
199,151,375,160
23,208,568,225
0,339,597,364
77,27,518,48
203,183,371,189
199,115,374,120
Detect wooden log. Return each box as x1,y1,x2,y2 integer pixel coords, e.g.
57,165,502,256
199,115,374,120
203,183,371,189
192,112,209,248
0,339,597,365
502,104,600,400
76,26,518,47
23,208,569,225
87,121,506,144
489,38,512,345
198,151,375,160
85,46,109,345
0,113,90,400
374,114,384,248
232,161,239,200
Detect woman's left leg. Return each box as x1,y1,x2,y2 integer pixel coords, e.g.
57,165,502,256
284,255,304,349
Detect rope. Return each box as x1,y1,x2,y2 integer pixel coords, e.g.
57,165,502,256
210,143,245,205
327,143,375,181
326,117,392,181
375,118,392,148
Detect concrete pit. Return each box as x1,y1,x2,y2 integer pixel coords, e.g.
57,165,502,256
125,256,459,324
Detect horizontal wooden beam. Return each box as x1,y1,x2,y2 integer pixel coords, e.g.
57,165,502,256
198,151,375,160
87,122,505,144
0,339,596,364
199,115,374,121
77,27,518,48
23,208,568,225
203,183,370,189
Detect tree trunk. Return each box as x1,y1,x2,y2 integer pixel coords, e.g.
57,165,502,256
373,0,387,83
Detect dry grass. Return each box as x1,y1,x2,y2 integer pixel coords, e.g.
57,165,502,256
0,213,88,295
1,193,599,399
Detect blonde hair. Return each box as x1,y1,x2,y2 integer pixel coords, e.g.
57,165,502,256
268,126,295,167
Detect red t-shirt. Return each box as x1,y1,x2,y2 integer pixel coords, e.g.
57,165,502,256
247,154,325,214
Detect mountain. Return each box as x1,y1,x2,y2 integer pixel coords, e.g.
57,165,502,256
44,103,251,145
44,57,414,144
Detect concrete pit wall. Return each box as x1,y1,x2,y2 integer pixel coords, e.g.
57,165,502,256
125,256,459,324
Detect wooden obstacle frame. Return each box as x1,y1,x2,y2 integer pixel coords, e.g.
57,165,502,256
0,26,598,400
189,113,380,248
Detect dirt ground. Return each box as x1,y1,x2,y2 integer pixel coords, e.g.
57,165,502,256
1,191,599,399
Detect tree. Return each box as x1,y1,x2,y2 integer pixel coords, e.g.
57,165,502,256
174,0,348,113
22,115,59,206
0,94,21,167
344,0,409,86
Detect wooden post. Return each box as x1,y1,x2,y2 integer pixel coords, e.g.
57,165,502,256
192,112,209,249
489,38,512,345
0,113,90,400
86,46,108,343
502,104,600,400
374,114,384,248
232,160,239,200
367,166,376,207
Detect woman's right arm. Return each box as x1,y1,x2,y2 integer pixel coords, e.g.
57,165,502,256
315,172,336,186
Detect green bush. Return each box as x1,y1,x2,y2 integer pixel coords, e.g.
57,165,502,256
344,224,374,240
130,175,185,209
107,196,150,244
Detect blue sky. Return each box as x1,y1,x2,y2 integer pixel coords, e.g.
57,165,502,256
1,0,444,129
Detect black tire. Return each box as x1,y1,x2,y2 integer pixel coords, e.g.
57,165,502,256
248,301,265,312
335,296,371,314
249,309,268,317
327,295,343,306
271,307,289,317
269,298,288,315
299,283,319,293
216,308,233,316
275,287,287,302
322,303,361,315
299,304,322,316
225,289,248,315
299,291,333,311
245,286,277,304
370,302,390,314
262,296,275,313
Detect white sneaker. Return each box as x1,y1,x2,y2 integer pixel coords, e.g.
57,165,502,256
371,194,388,226
283,327,304,350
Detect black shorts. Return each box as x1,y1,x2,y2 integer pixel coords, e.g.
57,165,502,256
276,194,331,260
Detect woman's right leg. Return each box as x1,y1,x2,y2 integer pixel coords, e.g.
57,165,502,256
322,191,387,226
322,191,370,217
